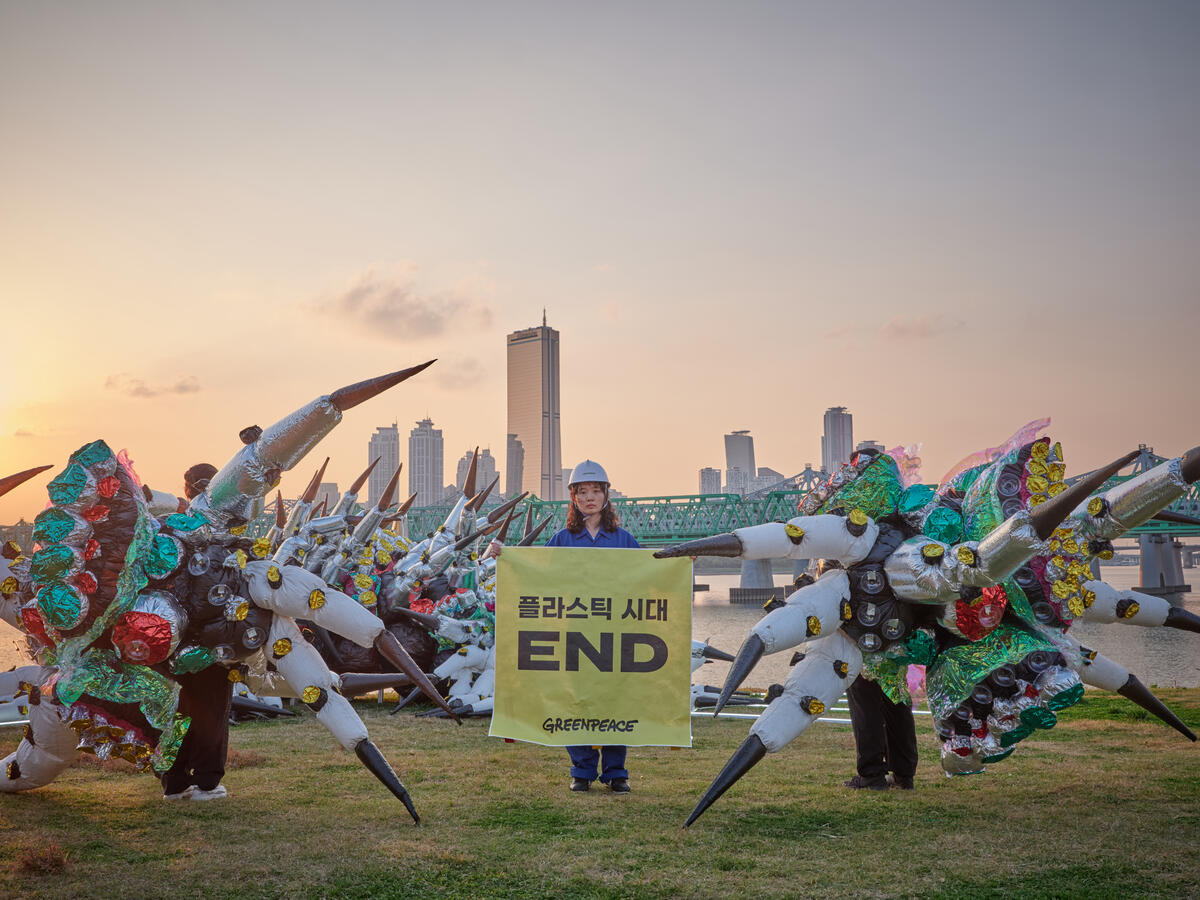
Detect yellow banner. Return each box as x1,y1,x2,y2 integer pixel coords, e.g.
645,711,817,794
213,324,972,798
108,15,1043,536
490,548,693,747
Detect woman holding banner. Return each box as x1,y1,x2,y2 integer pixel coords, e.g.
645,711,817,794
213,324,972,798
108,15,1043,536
546,459,639,793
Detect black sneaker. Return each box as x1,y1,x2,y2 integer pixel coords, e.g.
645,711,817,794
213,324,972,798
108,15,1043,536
608,777,631,794
570,778,590,792
842,775,888,790
889,774,914,790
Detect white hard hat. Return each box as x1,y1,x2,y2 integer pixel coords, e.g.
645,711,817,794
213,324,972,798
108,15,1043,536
568,459,610,487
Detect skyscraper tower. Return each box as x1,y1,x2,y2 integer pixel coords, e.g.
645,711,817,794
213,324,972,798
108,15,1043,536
367,425,400,507
506,313,562,500
408,418,444,507
821,407,854,474
724,430,756,495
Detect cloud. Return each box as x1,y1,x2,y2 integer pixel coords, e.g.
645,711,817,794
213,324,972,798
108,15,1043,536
432,357,487,392
313,269,493,340
877,315,964,341
105,374,201,398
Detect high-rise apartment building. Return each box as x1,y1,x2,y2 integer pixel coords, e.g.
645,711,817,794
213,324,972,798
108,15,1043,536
698,467,722,494
505,434,524,499
724,430,756,476
507,314,562,500
821,407,854,474
366,425,400,507
724,430,755,496
855,440,885,455
408,418,444,507
456,448,499,494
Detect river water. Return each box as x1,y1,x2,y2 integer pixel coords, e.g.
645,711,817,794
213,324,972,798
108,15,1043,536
3,567,1197,688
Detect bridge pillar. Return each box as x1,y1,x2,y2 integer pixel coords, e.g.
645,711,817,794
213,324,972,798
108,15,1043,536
727,558,777,605
1183,548,1195,570
1137,534,1191,605
739,558,774,590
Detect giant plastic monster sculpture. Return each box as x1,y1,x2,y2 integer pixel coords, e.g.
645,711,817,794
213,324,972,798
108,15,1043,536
655,428,1200,826
0,363,458,823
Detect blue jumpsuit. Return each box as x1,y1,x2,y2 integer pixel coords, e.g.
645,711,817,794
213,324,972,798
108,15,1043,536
545,524,640,783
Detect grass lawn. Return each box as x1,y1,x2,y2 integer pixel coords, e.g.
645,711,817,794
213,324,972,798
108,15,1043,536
2,689,1198,899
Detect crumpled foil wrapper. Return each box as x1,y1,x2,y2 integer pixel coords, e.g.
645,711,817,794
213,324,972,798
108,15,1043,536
926,624,1056,720
813,453,903,520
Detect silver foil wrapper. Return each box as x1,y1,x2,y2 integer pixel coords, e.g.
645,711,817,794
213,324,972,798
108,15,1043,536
883,538,960,604
199,395,342,525
1069,457,1186,542
974,511,1044,582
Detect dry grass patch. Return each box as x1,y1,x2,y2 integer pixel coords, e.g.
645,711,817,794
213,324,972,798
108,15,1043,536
14,841,67,876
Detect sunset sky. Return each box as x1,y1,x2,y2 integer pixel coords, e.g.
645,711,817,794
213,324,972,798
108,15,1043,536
2,2,1198,522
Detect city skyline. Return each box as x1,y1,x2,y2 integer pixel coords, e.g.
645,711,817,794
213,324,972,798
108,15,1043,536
408,418,444,507
2,4,1197,522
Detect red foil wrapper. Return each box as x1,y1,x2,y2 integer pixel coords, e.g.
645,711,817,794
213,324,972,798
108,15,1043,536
111,611,175,664
954,585,1009,642
83,538,101,560
82,504,111,523
96,476,121,499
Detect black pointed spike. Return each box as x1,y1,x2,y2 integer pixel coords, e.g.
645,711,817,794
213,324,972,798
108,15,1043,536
521,502,535,538
654,533,745,560
354,739,420,823
701,644,736,663
1181,445,1200,485
684,734,767,828
1117,674,1197,741
486,491,529,525
231,695,297,718
1151,509,1200,528
496,505,519,544
0,464,54,499
349,457,381,494
715,634,765,716
454,520,502,552
470,475,500,511
393,606,443,632
274,491,286,528
339,672,414,696
390,686,424,715
1030,451,1140,539
377,464,402,512
517,514,553,547
301,458,330,503
374,631,459,722
395,493,418,517
462,447,479,498
329,360,436,412
1164,606,1200,635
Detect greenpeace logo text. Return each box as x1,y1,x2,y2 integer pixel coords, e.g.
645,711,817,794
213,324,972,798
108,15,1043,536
542,717,639,734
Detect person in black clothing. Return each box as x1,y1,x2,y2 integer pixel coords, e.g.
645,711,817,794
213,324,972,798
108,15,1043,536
162,463,234,801
842,675,918,790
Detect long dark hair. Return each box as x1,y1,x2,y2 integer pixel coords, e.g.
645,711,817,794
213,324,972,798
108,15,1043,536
565,483,621,534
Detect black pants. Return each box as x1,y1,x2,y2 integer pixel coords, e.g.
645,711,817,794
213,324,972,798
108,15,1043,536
845,675,918,780
162,666,233,794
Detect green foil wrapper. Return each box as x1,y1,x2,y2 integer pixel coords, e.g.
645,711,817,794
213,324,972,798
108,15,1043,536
925,624,1056,720
898,484,934,515
816,454,903,519
30,545,79,582
861,654,911,705
1000,578,1037,624
171,645,216,675
163,512,207,532
33,507,88,545
70,440,114,469
923,507,964,544
962,445,1024,542
143,534,182,580
37,583,87,630
47,463,90,506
